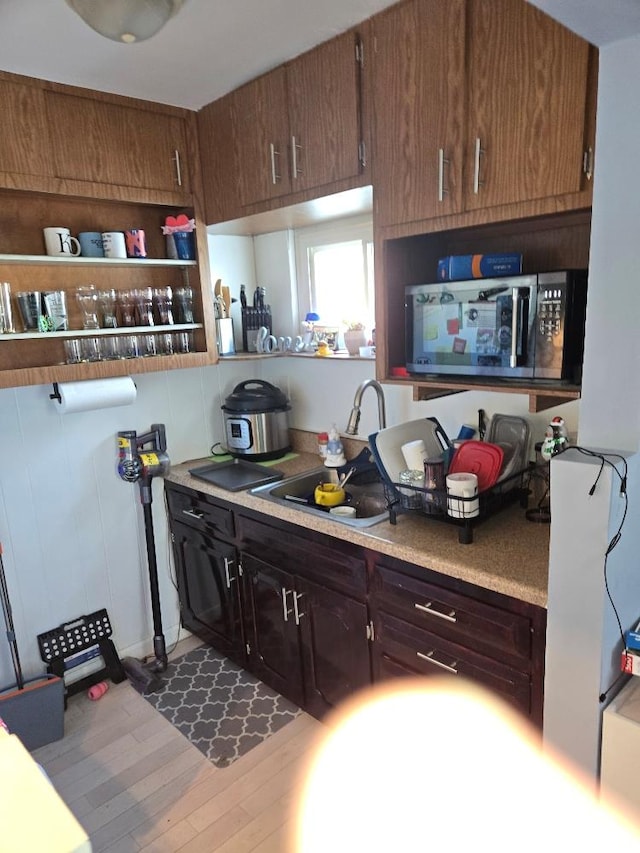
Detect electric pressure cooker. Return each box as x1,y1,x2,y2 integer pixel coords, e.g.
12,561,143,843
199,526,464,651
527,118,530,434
221,379,291,461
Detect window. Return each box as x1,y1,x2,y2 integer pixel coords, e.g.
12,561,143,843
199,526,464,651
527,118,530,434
294,216,374,336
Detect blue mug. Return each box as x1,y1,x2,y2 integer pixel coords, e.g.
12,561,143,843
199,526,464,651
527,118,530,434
78,231,104,258
173,231,195,260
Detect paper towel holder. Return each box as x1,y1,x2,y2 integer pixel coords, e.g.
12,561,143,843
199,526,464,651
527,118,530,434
49,377,137,411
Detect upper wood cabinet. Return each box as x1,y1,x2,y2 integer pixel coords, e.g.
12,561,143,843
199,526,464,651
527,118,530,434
232,29,365,209
0,77,52,183
464,0,591,211
197,91,243,225
372,0,593,229
372,0,466,227
45,90,192,204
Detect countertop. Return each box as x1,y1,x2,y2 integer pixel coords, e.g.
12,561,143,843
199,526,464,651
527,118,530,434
166,446,550,609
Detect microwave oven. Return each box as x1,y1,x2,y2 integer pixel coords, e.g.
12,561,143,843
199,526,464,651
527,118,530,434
405,270,588,382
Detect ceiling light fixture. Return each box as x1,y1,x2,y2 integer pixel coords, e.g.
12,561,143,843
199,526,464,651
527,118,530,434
65,0,187,44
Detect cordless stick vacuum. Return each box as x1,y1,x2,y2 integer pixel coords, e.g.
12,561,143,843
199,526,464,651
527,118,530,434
116,424,171,694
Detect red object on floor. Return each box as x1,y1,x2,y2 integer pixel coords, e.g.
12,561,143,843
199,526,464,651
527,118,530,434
88,681,109,701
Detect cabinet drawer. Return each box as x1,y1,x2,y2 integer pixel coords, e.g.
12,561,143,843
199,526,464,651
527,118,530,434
240,516,366,597
374,611,531,717
372,563,531,670
166,486,234,540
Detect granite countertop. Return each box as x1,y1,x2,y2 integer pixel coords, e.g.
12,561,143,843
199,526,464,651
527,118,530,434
167,444,550,610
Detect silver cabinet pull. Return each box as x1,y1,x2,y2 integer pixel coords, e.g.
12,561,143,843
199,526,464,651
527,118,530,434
473,137,484,194
293,591,305,625
223,557,236,589
182,508,204,520
291,135,302,179
269,142,281,185
417,650,458,674
414,601,457,623
437,148,449,202
281,587,292,622
173,149,182,187
583,146,594,181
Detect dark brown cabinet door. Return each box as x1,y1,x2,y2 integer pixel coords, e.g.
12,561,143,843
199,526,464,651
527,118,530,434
296,576,370,718
171,522,243,662
372,0,466,226
464,0,590,210
45,91,191,200
287,29,363,194
0,78,52,181
234,67,292,206
241,552,304,707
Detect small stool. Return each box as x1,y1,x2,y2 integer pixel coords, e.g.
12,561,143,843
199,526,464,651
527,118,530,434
37,608,126,707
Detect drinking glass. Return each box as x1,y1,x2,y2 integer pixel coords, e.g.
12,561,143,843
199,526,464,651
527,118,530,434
117,290,136,327
153,286,174,325
64,338,82,364
134,287,154,326
174,286,194,324
98,288,118,328
76,285,100,330
81,337,102,362
16,291,43,331
0,282,15,333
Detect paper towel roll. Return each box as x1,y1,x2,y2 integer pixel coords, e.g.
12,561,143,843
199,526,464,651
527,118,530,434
53,377,137,414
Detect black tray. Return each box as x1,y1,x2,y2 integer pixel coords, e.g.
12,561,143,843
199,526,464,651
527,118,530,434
189,459,284,492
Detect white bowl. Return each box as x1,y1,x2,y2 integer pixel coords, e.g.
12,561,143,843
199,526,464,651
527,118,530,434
329,505,357,518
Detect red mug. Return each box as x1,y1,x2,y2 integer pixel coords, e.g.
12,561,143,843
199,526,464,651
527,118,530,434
125,229,147,258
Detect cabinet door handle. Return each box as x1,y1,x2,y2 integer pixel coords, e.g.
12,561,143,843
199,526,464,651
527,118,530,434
417,650,458,674
414,601,457,623
281,587,293,622
269,143,281,185
291,135,303,179
583,146,594,181
182,508,204,521
223,557,236,589
437,148,449,202
173,149,182,187
293,591,305,625
473,137,485,194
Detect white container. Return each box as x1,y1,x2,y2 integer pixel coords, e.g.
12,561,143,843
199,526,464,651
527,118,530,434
446,472,479,518
401,438,428,471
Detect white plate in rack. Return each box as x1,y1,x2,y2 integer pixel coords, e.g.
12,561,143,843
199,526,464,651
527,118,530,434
368,417,451,488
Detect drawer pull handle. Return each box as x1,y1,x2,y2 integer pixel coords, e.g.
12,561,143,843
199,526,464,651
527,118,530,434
182,509,204,520
415,601,457,623
281,587,293,622
417,650,458,675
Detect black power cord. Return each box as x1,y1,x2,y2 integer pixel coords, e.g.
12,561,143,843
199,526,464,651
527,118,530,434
564,446,630,704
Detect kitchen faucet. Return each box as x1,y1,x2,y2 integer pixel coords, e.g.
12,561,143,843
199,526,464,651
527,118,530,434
345,379,387,435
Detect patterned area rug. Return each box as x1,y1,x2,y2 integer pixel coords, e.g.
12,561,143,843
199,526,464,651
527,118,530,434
144,645,301,768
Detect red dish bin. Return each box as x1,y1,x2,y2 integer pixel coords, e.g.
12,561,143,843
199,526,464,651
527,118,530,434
447,441,504,492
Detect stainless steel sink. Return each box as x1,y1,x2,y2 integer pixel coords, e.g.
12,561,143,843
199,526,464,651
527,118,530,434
250,467,389,528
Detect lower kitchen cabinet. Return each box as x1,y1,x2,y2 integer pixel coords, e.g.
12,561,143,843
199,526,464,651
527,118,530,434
240,516,371,718
369,555,546,725
166,481,546,726
241,553,304,707
165,484,244,663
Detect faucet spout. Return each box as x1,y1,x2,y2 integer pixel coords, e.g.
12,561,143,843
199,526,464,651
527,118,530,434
345,379,387,435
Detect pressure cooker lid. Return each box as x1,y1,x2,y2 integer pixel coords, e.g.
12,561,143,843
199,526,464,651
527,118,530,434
222,379,290,413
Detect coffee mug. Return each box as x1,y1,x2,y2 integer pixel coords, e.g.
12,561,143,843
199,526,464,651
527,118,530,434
125,229,147,258
78,231,104,258
43,227,81,257
102,231,127,259
446,472,480,519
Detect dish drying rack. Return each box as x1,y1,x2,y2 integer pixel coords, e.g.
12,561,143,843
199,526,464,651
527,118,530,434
383,463,536,544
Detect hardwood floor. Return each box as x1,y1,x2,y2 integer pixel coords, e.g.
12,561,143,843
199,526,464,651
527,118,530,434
32,637,325,852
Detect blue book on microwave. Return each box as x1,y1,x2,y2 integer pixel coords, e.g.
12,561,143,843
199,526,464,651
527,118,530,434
438,253,523,281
